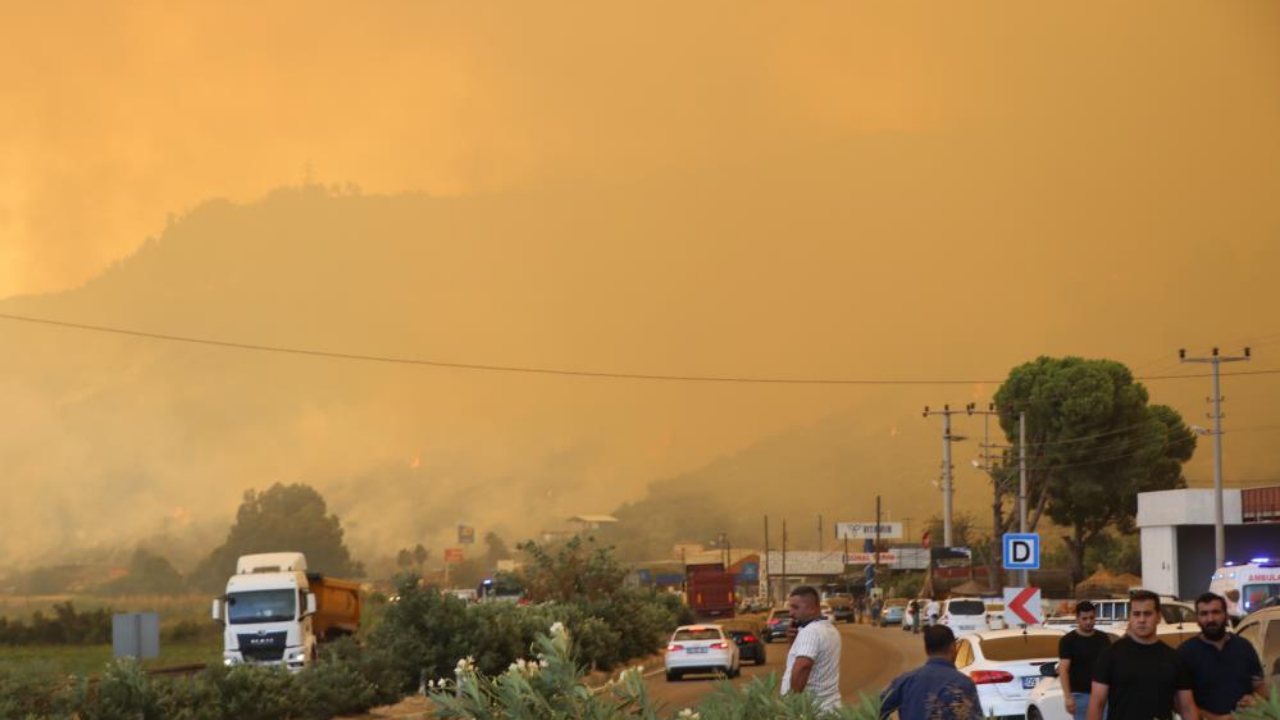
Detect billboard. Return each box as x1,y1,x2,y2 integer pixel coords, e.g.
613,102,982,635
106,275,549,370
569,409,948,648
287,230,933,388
444,548,465,563
835,522,903,540
458,524,476,544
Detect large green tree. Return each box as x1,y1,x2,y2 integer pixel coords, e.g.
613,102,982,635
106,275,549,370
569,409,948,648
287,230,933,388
189,483,363,591
993,357,1195,582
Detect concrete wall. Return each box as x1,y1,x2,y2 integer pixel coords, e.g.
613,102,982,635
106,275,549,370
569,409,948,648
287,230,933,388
1138,489,1243,527
1141,526,1179,597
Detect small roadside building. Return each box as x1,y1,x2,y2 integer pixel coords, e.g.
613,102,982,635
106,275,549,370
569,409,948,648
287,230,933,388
1139,487,1280,600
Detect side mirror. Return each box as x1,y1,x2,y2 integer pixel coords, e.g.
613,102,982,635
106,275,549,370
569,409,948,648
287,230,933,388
1039,662,1058,678
305,593,317,617
211,598,223,623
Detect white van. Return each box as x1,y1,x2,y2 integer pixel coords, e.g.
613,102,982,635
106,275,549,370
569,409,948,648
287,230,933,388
940,597,990,637
1209,562,1280,620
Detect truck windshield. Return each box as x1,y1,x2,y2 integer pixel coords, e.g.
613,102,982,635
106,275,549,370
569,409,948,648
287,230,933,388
227,590,297,624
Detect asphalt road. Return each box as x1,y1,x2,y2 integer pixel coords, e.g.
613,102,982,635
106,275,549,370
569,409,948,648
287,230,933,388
645,621,926,711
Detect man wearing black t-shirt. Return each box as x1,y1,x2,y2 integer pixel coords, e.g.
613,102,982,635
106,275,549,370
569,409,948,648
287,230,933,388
1059,601,1111,720
1178,591,1268,720
1088,590,1199,720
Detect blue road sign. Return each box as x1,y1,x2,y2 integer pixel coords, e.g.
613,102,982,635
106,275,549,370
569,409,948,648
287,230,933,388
1003,533,1040,570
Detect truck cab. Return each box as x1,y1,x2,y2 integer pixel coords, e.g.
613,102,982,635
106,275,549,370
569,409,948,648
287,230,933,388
213,552,320,670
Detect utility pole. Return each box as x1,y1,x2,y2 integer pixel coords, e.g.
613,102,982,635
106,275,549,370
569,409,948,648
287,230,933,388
1019,411,1028,587
1180,346,1252,570
924,405,968,547
875,495,882,569
968,402,1006,587
818,515,824,552
782,519,788,597
763,515,771,605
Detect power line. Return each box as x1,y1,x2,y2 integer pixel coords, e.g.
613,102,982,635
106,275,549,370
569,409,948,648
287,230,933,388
2,311,1280,385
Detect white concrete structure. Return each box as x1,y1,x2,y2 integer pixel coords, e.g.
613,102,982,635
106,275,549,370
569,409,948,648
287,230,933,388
1138,489,1243,598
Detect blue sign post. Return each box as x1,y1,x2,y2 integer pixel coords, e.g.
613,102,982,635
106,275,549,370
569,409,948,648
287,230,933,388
1002,533,1041,570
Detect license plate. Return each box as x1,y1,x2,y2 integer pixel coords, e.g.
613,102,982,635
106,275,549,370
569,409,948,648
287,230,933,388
1022,677,1038,689
688,647,709,654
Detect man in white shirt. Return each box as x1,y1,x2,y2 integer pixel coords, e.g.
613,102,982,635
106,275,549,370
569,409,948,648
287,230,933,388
926,598,941,626
782,585,843,712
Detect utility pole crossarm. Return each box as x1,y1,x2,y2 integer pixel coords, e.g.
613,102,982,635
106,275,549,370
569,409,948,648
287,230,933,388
1179,346,1252,571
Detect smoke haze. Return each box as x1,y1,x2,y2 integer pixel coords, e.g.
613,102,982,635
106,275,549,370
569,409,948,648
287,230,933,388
1,2,1279,568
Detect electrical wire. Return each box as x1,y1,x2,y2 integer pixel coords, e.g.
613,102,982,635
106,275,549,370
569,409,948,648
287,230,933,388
2,311,1280,385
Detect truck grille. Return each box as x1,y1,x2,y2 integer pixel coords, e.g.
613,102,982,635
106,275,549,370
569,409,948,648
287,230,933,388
237,631,287,662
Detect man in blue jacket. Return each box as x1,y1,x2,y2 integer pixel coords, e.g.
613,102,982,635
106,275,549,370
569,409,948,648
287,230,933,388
880,625,982,720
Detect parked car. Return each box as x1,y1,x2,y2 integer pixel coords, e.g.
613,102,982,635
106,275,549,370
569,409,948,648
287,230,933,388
1231,606,1280,686
985,602,1006,631
763,607,792,643
881,599,907,626
940,597,990,638
1027,625,1198,720
665,624,741,681
829,598,855,623
721,619,767,665
955,628,1065,719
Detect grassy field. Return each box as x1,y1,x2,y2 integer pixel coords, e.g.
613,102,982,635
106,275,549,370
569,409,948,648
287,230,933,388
0,638,222,676
0,593,223,676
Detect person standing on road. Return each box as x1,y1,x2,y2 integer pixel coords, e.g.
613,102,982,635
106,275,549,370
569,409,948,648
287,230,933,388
880,625,983,720
911,599,923,634
1059,601,1112,720
781,585,843,712
1178,591,1268,720
1088,590,1199,720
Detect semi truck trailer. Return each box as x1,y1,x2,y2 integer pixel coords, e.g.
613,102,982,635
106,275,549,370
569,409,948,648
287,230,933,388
211,552,360,670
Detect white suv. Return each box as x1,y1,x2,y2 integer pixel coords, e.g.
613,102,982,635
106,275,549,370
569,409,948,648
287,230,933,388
940,597,991,638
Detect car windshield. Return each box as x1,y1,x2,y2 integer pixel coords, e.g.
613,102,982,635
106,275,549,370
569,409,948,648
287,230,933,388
227,589,296,624
948,600,986,615
978,635,1061,661
674,628,723,641
770,610,791,619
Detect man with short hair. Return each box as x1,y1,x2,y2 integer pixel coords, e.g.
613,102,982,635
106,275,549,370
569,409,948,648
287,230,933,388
782,585,842,711
1088,590,1199,720
1059,601,1112,720
880,625,982,720
1178,592,1268,720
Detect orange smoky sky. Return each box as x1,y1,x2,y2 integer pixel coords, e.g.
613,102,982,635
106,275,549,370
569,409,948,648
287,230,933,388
3,1,1276,298
1,2,1279,562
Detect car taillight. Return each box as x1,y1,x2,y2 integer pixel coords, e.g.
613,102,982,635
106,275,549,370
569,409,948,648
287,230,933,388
710,642,729,649
970,670,1014,685
667,644,684,652
743,635,757,643
767,619,779,625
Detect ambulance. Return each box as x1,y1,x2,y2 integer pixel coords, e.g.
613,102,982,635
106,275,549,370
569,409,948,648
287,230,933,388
1209,560,1280,620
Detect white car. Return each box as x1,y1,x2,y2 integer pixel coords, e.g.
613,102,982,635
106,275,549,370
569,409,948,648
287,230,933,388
955,628,1065,719
941,597,992,638
664,624,741,681
1026,626,1202,720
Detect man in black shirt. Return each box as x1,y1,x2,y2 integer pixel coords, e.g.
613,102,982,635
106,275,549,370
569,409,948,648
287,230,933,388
1059,601,1112,720
1088,590,1198,720
1178,591,1268,720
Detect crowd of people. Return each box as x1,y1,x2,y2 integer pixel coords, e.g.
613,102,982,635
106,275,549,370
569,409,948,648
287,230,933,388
879,590,1268,720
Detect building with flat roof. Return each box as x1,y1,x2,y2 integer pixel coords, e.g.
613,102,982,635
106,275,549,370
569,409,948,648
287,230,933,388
1138,487,1280,600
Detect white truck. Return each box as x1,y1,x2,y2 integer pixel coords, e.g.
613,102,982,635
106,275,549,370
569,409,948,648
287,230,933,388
211,552,361,670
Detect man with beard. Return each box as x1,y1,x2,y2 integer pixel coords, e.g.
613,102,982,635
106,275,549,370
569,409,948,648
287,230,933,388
1177,592,1268,720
